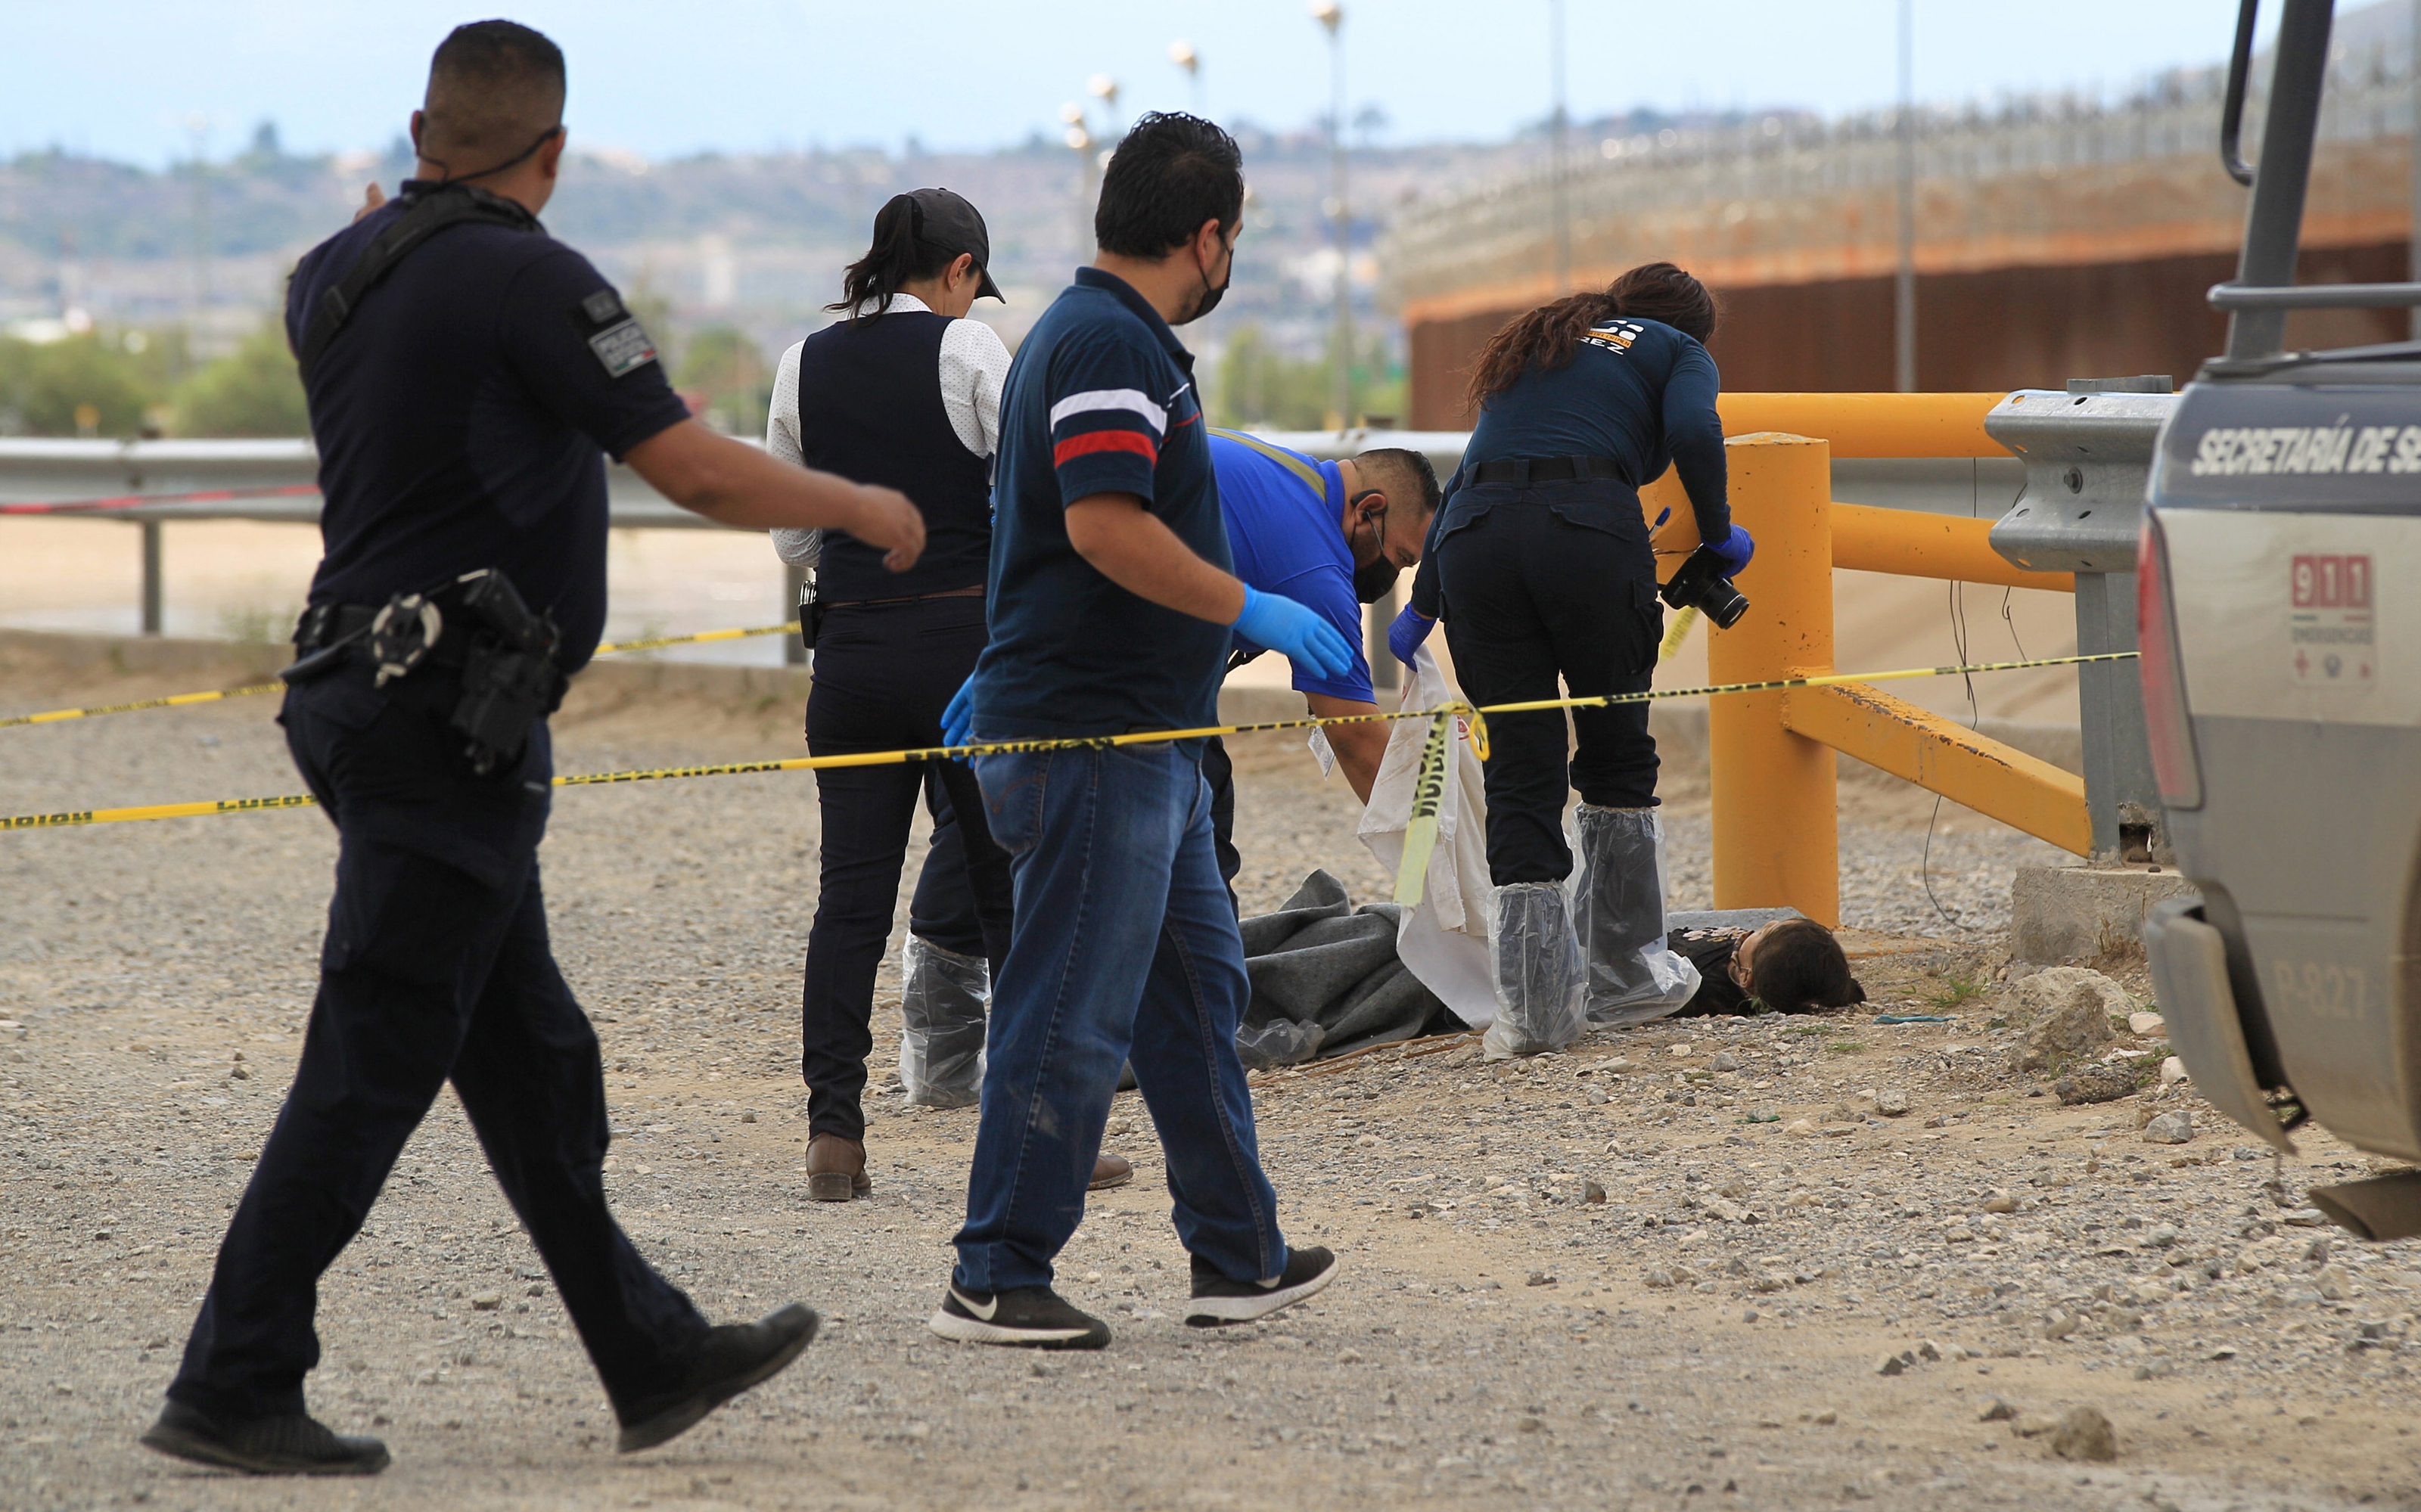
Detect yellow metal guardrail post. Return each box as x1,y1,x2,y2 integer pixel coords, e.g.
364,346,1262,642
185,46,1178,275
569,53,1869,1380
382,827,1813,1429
1697,401,2094,924
1707,433,1841,927
1714,393,2009,458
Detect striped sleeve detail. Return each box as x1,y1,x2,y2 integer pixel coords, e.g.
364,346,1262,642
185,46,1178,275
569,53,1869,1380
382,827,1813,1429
1046,351,1170,506
1049,387,1169,434
1053,428,1158,466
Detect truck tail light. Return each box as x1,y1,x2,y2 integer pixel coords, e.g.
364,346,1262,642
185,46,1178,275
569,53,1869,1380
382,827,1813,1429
2137,509,2203,810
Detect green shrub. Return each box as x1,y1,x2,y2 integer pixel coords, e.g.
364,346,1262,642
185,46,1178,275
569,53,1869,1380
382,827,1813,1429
174,322,308,436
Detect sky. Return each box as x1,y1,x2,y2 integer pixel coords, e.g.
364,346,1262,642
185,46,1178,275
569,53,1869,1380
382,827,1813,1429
2,0,2290,168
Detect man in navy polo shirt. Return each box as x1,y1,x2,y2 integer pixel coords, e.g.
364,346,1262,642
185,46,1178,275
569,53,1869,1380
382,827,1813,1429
927,113,1351,1349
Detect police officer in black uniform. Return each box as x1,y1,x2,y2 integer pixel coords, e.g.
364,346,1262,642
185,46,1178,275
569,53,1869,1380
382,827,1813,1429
138,23,925,1476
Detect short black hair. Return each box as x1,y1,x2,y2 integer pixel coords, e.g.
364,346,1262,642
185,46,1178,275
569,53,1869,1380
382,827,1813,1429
1353,447,1442,517
423,20,566,165
1095,113,1245,259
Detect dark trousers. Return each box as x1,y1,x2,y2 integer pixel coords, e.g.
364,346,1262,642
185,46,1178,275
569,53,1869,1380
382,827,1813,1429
169,666,706,1421
802,595,1012,1141
1436,486,1663,887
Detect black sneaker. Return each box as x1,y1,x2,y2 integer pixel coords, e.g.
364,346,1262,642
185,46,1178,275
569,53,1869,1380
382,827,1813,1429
928,1283,1111,1349
1185,1245,1340,1327
615,1303,819,1453
138,1399,390,1476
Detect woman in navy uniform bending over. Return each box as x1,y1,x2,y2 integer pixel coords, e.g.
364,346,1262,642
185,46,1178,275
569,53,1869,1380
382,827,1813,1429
768,191,1130,1198
1391,262,1753,1052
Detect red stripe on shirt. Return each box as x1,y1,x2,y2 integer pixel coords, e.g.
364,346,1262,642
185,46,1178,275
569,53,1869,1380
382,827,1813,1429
1053,429,1158,467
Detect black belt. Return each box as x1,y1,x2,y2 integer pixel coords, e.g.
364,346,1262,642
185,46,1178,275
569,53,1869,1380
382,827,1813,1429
1467,455,1627,487
822,584,986,609
293,601,471,668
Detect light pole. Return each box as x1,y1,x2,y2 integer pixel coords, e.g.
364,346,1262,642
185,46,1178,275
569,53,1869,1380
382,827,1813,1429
1170,40,1203,116
1893,0,1917,393
1313,0,1352,430
186,115,212,318
1089,74,1122,141
1550,0,1571,292
1061,102,1095,266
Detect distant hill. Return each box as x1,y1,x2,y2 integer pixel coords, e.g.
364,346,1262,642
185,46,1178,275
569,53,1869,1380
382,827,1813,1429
0,108,1768,368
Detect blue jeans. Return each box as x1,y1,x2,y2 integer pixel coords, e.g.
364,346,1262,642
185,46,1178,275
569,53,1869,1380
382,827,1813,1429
953,739,1286,1293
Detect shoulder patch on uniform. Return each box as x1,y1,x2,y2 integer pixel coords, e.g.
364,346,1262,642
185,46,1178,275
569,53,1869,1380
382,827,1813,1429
1581,320,1645,354
568,289,657,379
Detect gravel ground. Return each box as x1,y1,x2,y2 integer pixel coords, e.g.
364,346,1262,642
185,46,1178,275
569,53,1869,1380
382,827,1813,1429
2,644,2414,1511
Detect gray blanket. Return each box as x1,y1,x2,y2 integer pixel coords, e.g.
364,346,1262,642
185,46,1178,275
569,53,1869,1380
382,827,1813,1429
1235,871,1455,1068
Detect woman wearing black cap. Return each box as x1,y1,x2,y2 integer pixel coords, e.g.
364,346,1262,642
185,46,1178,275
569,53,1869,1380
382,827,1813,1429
769,189,1130,1201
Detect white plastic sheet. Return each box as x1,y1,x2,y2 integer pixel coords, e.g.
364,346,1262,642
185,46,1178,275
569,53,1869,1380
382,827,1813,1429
1355,647,1498,1027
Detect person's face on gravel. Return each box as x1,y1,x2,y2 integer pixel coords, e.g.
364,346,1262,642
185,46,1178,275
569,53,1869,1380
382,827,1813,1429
1730,922,1776,991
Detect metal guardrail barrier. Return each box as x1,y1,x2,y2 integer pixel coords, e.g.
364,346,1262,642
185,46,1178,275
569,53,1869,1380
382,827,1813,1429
0,427,2020,691
1987,385,2179,862
2,400,2107,920
1630,394,2096,928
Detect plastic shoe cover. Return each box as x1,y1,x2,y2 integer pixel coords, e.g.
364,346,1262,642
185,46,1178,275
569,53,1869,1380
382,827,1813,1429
1235,1017,1327,1070
1481,882,1586,1059
1573,804,1701,1028
899,934,988,1107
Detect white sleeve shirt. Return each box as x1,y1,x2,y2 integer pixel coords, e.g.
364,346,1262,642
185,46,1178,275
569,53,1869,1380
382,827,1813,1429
767,293,1013,572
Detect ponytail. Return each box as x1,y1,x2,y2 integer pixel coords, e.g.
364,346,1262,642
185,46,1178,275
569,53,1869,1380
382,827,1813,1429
1462,261,1718,413
828,194,957,322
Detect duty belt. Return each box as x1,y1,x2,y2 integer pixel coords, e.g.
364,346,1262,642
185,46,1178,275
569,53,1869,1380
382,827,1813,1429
294,601,471,669
822,583,985,609
1466,455,1627,487
287,570,567,778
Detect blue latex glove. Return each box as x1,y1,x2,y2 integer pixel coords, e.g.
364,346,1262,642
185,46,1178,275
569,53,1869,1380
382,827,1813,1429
939,677,976,748
1232,585,1356,681
1707,524,1755,576
1388,604,1437,669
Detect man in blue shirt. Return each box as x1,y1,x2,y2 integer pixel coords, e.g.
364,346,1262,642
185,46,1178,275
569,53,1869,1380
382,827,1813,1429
1203,430,1439,879
928,114,1352,1349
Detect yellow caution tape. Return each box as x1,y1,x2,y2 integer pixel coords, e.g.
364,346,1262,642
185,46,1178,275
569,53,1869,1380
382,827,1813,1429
3,793,318,830
1,652,2135,858
1658,604,1701,663
0,620,805,730
1392,711,1459,906
0,682,288,728
590,620,801,656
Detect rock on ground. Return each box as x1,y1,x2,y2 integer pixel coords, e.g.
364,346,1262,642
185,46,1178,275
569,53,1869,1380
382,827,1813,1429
2053,1063,2140,1106
2010,969,2124,1073
2143,1110,2197,1144
2007,967,2133,1027
2048,1405,2119,1461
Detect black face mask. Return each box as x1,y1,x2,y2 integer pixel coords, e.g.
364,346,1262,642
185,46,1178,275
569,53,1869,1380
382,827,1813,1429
1183,241,1233,324
1347,491,1400,601
1353,555,1404,603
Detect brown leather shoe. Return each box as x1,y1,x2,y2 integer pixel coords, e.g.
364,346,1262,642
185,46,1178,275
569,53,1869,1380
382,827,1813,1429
1089,1152,1134,1191
806,1134,871,1202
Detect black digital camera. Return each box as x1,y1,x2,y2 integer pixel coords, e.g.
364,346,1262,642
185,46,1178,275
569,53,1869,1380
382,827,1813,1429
1658,544,1750,630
